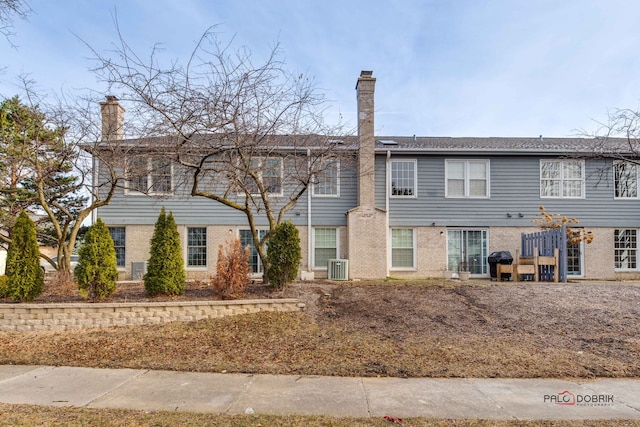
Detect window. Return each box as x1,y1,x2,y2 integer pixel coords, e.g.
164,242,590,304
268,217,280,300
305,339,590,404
108,227,126,267
243,158,282,195
390,160,417,197
187,227,207,267
240,229,268,274
391,228,415,269
614,162,638,198
314,228,338,268
126,157,148,193
313,159,340,197
540,160,584,198
126,156,173,194
615,229,637,270
445,160,489,198
150,158,173,193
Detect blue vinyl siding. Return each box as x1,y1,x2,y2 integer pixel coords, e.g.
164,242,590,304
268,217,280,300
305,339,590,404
96,159,357,227
376,154,640,228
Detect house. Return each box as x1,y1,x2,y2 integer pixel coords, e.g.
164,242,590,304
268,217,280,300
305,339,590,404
94,71,640,281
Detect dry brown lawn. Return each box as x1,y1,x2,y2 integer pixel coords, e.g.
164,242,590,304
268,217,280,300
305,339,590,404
0,279,639,379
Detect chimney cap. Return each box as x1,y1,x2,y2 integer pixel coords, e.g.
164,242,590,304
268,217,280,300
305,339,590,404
105,95,119,102
359,70,373,78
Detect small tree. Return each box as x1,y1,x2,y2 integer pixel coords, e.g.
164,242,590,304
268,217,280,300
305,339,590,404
75,218,118,300
266,221,301,290
211,238,250,299
144,208,185,296
5,210,43,301
532,206,595,244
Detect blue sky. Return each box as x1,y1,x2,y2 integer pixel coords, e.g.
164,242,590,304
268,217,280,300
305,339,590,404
2,0,640,137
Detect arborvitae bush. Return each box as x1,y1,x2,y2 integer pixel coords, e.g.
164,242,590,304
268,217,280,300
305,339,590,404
266,221,301,290
75,218,119,300
144,208,185,296
6,211,44,301
211,238,250,299
0,276,9,298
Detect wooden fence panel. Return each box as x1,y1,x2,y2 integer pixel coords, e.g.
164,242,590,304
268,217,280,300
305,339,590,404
521,224,567,282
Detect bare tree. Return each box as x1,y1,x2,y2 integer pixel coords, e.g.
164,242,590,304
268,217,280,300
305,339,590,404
89,26,353,282
0,82,128,272
0,0,30,46
573,108,640,193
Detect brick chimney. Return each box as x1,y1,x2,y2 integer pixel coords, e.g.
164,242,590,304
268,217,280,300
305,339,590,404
100,96,125,141
356,70,376,207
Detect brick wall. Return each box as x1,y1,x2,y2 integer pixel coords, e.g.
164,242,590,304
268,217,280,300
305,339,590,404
0,299,305,332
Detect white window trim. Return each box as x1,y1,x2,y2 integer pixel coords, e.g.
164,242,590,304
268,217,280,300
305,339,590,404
444,159,491,199
613,161,639,200
539,159,585,199
312,227,340,269
124,157,174,196
389,159,418,198
389,227,417,271
185,226,208,270
614,228,638,271
312,160,341,198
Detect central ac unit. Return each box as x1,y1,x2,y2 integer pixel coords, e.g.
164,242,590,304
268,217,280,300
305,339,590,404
131,261,147,280
327,259,349,280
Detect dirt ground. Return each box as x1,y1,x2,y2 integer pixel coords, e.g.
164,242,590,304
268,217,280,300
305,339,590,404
4,277,640,374
283,280,640,366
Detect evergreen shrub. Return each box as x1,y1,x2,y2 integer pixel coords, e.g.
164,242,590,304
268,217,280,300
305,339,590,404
75,218,118,300
6,211,44,301
266,221,301,290
144,208,185,296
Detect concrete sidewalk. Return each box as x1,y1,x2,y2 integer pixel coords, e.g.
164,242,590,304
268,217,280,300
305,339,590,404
0,365,639,420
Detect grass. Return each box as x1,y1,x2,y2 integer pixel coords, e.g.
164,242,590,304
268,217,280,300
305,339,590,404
1,311,637,378
1,280,639,425
1,404,640,427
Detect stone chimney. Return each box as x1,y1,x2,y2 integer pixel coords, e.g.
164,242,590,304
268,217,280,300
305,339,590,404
356,70,376,207
100,96,125,141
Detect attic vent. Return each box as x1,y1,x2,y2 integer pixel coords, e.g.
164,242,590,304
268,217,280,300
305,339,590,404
378,139,398,146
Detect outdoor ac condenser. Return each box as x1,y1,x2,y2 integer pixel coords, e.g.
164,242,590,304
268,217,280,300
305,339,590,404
131,261,147,280
327,259,349,281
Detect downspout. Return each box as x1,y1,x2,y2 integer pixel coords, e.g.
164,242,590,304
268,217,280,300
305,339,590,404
307,148,312,272
91,154,97,224
385,150,391,277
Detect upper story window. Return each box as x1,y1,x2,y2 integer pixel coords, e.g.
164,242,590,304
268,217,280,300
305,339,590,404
445,160,490,198
243,158,282,195
540,159,584,198
614,161,638,199
391,159,417,197
312,159,340,197
126,157,173,195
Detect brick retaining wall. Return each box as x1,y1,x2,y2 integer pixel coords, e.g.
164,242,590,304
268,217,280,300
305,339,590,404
0,299,305,332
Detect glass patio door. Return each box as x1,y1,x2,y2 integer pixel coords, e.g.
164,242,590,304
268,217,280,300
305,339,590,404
447,229,488,275
240,229,268,274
